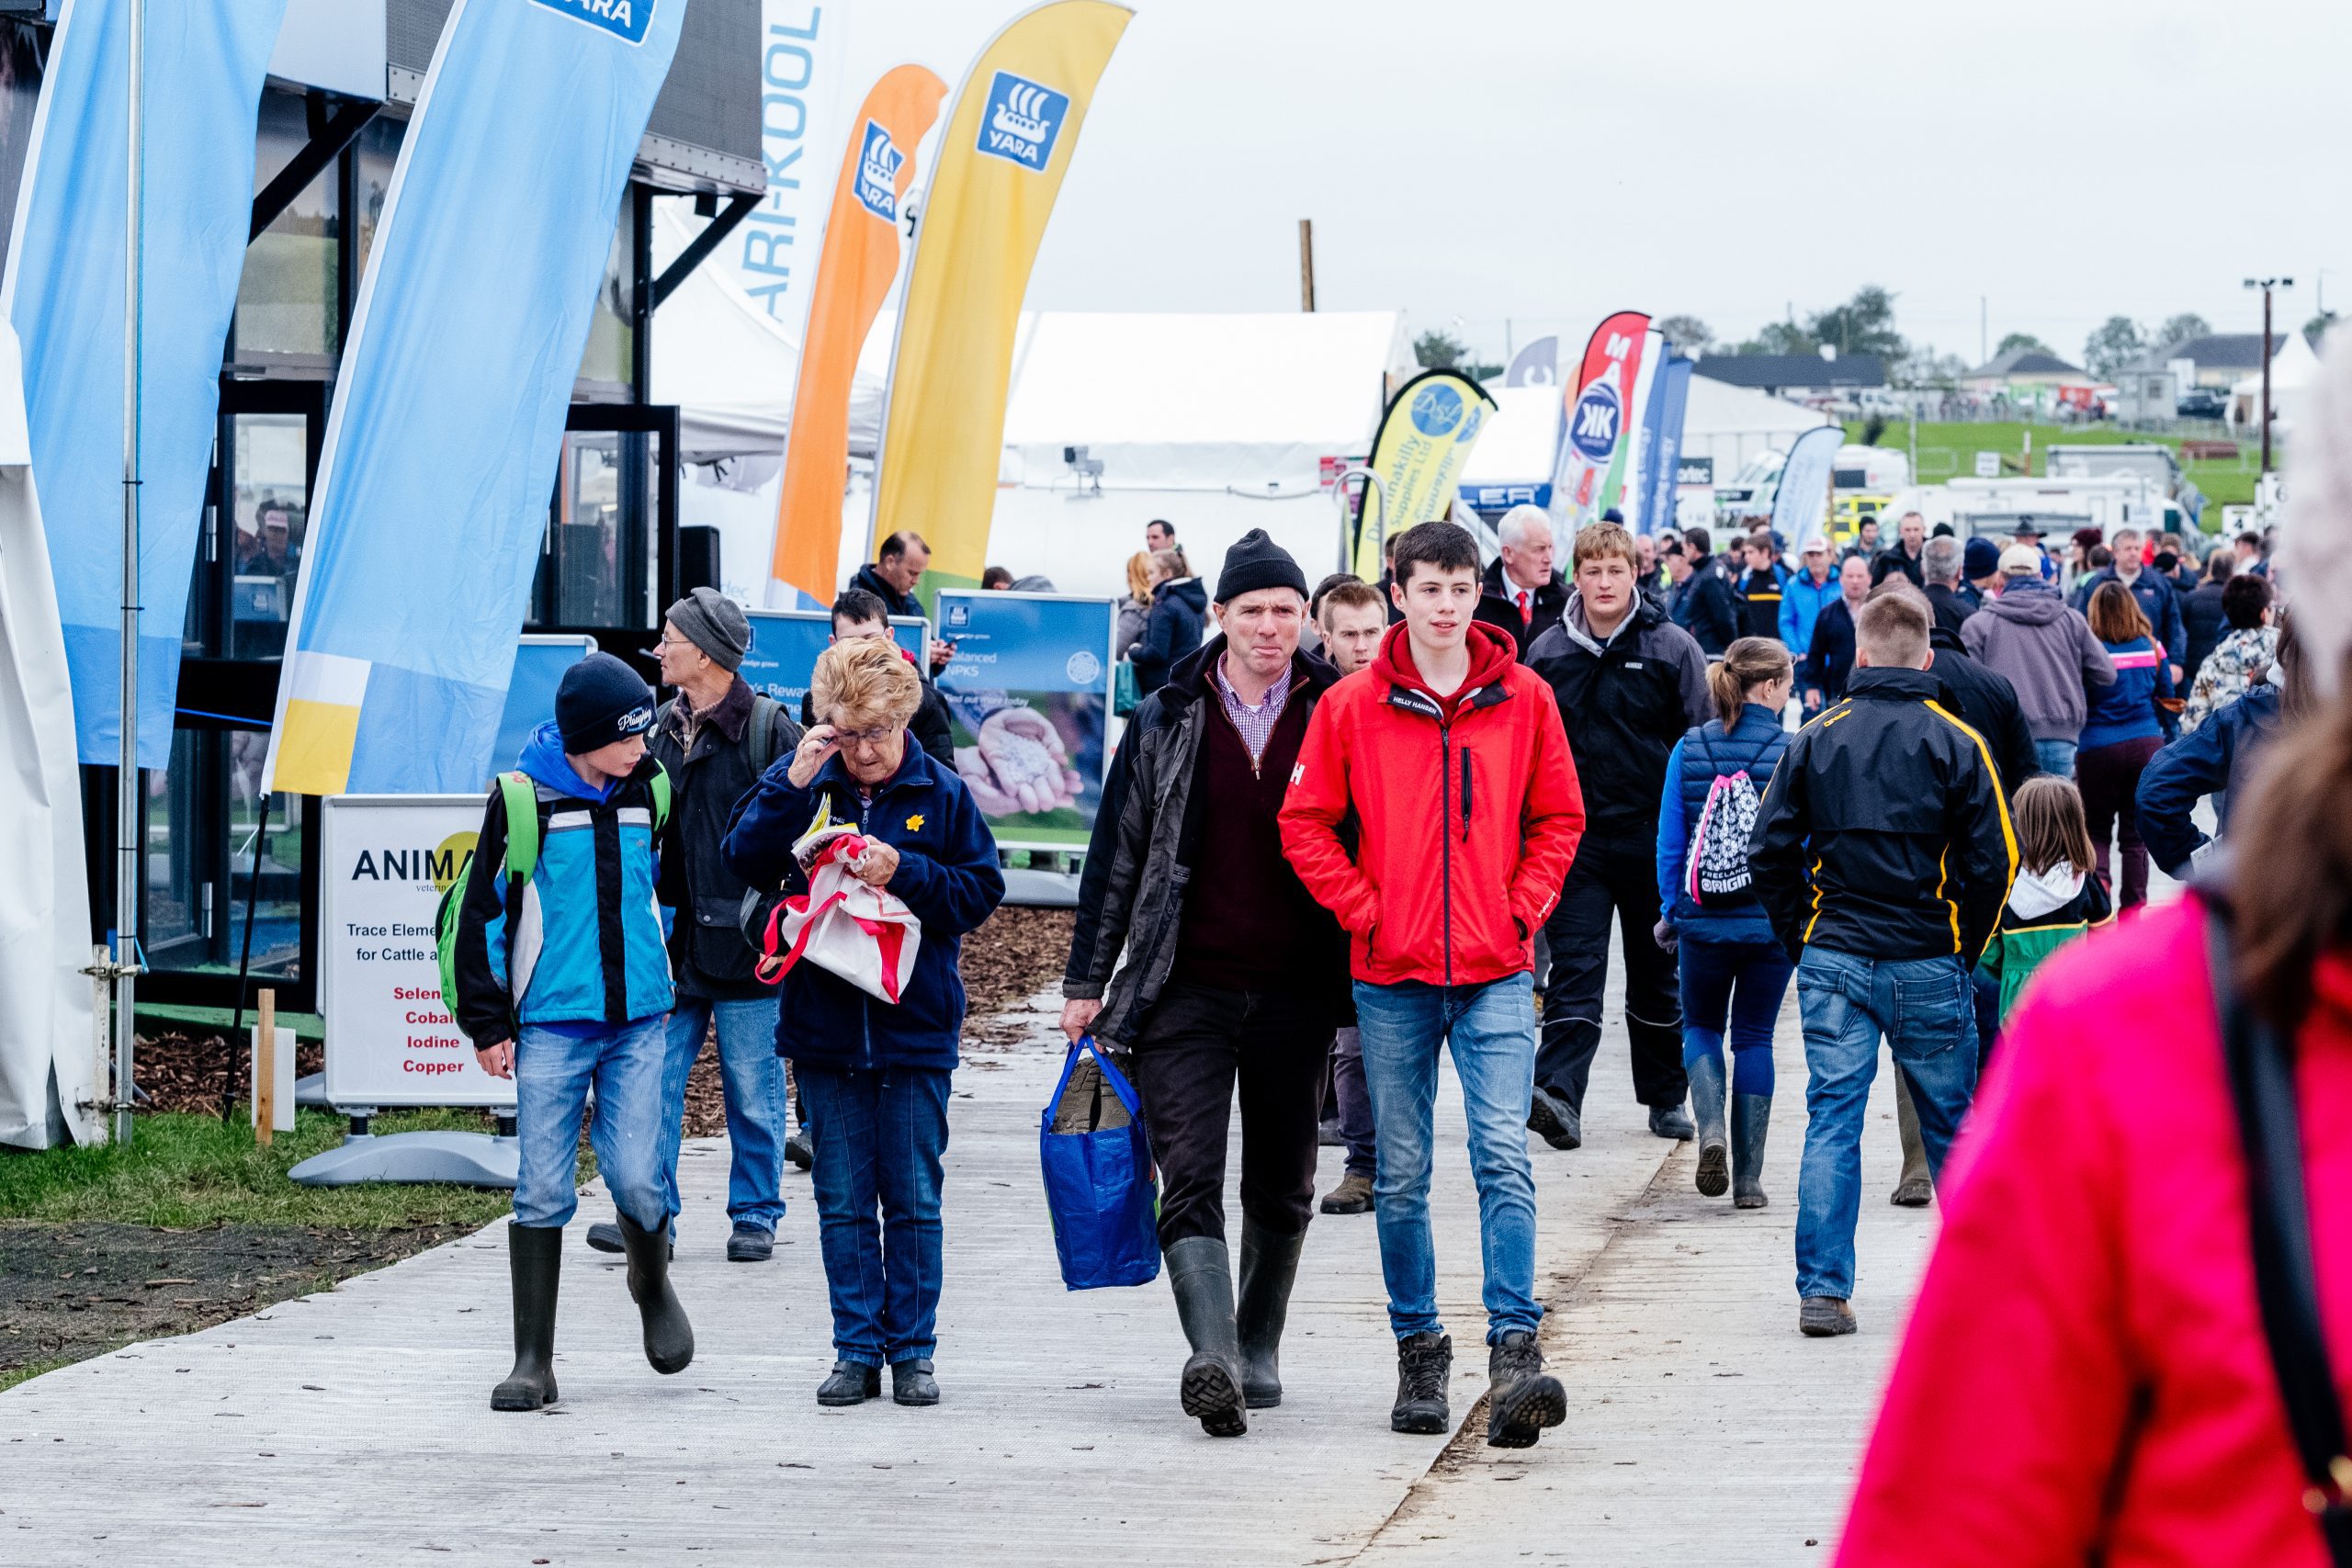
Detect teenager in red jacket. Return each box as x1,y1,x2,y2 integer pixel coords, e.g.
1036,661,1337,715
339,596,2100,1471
1280,520,1586,1448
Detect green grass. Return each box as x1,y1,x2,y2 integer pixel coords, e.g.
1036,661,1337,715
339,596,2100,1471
0,1109,541,1229
1843,420,2263,513
0,1358,70,1393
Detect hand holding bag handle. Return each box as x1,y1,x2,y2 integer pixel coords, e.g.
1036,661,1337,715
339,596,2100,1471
2208,906,2352,1563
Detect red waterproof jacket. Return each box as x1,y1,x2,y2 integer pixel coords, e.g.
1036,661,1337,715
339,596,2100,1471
1838,895,2352,1567
1279,621,1585,988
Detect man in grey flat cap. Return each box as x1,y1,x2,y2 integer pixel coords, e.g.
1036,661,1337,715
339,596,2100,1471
585,587,804,1263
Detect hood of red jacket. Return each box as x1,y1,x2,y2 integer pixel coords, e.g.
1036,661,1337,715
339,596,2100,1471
1372,620,1519,717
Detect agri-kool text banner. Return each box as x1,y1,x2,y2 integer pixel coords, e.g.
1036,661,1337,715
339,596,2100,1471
266,0,688,796
1548,310,1651,535
5,0,288,766
933,590,1114,851
869,1,1130,602
1350,367,1497,581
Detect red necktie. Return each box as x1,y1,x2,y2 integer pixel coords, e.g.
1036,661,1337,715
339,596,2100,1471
1517,590,1532,628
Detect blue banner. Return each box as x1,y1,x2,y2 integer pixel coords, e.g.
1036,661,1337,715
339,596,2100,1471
265,0,687,796
491,636,596,775
741,611,926,711
933,591,1114,850
4,0,288,767
1639,357,1692,538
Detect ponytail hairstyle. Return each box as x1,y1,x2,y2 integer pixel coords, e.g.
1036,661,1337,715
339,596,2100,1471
1708,636,1794,728
2009,775,2095,879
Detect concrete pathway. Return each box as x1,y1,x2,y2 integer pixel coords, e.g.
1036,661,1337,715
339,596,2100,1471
0,973,1934,1567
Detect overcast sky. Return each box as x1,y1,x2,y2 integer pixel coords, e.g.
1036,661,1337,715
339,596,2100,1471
823,0,2349,369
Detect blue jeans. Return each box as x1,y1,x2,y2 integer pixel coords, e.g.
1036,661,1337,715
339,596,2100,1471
1352,973,1542,1344
1679,934,1794,1097
797,1064,951,1367
2033,738,2078,778
513,1016,668,1231
1793,948,1979,1301
1329,1026,1375,1180
659,994,786,1231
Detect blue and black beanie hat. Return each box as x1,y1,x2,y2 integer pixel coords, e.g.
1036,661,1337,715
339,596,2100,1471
555,652,656,752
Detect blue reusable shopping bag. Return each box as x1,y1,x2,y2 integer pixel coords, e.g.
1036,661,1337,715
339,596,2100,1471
1038,1035,1160,1290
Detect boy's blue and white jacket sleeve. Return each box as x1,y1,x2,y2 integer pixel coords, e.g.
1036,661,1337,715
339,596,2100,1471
451,787,517,1047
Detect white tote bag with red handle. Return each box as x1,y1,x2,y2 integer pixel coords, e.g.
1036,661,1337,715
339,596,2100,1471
758,821,922,1003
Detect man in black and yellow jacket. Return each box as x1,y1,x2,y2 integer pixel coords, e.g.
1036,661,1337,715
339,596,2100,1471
1748,590,2017,1342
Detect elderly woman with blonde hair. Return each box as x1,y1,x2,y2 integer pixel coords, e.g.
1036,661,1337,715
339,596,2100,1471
724,637,1004,1411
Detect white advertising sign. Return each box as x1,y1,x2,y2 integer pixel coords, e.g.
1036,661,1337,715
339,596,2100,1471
720,1,854,328
320,794,514,1109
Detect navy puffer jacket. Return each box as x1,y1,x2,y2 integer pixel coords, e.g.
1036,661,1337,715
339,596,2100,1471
1656,703,1792,942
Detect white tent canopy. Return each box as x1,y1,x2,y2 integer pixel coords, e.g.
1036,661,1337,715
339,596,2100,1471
0,319,98,1148
2227,328,2322,434
1456,385,1560,487
1679,374,1835,473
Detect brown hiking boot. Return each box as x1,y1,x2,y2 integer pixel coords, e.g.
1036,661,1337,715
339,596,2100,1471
1319,1171,1374,1214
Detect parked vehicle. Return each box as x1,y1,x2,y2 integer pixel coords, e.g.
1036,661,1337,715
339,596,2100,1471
2176,387,2228,420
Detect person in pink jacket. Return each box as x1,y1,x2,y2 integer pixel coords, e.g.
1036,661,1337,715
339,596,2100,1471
1841,336,2352,1567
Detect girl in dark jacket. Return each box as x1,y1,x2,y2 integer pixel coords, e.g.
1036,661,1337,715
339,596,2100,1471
1131,550,1206,694
1655,637,1796,1206
2077,581,2177,909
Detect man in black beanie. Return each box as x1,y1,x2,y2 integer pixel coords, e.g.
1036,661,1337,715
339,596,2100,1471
582,588,804,1264
450,651,693,1410
1061,528,1351,1436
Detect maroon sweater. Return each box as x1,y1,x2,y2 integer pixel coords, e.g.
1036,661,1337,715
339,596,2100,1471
1170,684,1329,993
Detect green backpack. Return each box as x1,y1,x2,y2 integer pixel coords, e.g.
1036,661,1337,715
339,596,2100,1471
434,767,671,1026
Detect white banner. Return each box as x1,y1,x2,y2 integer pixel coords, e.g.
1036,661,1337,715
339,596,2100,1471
719,0,854,331
1771,425,1846,555
319,795,514,1110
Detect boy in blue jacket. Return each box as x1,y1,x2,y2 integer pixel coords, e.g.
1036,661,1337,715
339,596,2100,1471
724,638,1004,1409
452,652,691,1412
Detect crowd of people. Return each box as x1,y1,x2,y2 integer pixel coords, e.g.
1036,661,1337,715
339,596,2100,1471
440,460,2346,1558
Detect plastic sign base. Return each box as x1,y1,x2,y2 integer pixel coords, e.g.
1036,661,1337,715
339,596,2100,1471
288,1129,520,1189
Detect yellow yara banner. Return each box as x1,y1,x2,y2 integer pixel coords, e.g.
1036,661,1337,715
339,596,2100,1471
868,0,1130,599
1350,368,1498,581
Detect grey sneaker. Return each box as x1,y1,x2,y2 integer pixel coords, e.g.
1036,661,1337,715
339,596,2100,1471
1799,1296,1858,1337
1484,1331,1566,1449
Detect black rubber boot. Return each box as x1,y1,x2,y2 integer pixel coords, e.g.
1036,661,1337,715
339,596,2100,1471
1391,1331,1452,1434
1236,1221,1304,1410
1484,1330,1566,1448
891,1358,939,1406
817,1360,880,1405
491,1223,561,1411
1732,1093,1772,1209
1165,1235,1247,1437
1689,1052,1729,1198
618,1213,694,1375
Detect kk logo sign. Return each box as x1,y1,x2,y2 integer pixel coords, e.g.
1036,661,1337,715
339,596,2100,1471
854,119,904,221
1568,384,1623,462
978,71,1069,171
527,0,654,44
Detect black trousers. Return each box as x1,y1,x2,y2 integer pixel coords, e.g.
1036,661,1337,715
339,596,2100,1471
1535,839,1687,1111
1129,981,1328,1248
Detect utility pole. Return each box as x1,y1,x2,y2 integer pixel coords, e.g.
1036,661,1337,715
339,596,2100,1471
114,0,147,1145
1979,297,1987,366
1296,219,1315,312
2245,276,2293,475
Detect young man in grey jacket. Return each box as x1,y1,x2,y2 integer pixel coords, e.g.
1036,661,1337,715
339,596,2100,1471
1960,546,2115,779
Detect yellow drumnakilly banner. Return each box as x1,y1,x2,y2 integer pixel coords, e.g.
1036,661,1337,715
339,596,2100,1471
868,0,1131,600
1351,368,1498,581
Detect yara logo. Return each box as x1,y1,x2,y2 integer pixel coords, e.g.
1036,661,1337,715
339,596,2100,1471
854,120,903,221
977,70,1069,172
528,0,654,45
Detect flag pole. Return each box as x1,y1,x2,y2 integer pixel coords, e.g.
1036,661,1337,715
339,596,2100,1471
114,0,146,1145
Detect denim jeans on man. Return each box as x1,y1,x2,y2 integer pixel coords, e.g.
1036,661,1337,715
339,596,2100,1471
513,1016,669,1230
2032,738,2078,779
797,1063,950,1368
1352,974,1542,1343
1793,947,1979,1301
658,994,786,1232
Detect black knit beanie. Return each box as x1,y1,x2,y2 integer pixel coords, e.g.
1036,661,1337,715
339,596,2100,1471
555,652,656,752
1214,528,1307,604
